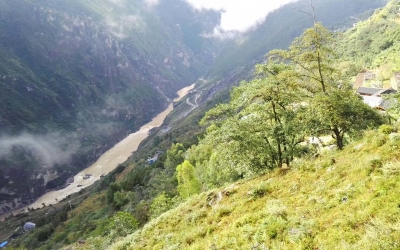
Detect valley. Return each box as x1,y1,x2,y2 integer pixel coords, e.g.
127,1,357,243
0,84,194,220
2,0,400,249
0,0,221,216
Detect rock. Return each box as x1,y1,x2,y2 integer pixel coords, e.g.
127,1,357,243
207,191,223,207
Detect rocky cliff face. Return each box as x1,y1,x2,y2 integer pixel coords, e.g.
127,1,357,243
0,0,221,214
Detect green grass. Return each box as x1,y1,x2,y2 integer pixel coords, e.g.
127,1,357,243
98,128,400,250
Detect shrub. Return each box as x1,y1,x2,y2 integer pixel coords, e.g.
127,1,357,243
106,211,139,238
248,183,271,199
150,192,174,219
266,199,287,218
379,125,395,135
264,216,287,239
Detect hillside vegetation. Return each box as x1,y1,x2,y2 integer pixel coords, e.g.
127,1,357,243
106,2,399,249
336,0,400,76
110,128,400,250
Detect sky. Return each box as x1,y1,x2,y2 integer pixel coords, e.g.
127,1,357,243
185,0,297,32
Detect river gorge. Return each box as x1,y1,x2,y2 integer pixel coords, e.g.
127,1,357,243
0,84,195,221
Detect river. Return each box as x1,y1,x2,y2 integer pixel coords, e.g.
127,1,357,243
0,84,194,221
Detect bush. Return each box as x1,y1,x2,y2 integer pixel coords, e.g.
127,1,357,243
150,192,174,219
248,183,271,199
370,158,383,169
113,191,128,209
36,225,54,242
264,217,287,239
379,125,395,135
106,211,139,237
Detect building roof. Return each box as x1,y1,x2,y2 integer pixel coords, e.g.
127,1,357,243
357,87,396,96
0,241,8,248
362,96,382,108
357,87,383,95
362,96,393,110
379,99,392,110
23,222,36,231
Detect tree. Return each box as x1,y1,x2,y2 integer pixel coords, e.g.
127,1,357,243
270,23,383,148
309,89,384,149
105,211,138,237
107,182,121,204
150,192,174,219
189,63,308,187
164,143,186,174
187,22,386,191
269,22,338,95
113,191,128,209
176,160,201,198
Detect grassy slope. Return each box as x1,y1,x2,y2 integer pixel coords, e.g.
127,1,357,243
108,129,400,250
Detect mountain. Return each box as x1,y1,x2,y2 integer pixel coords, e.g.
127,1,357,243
199,0,388,99
1,0,397,249
0,0,221,215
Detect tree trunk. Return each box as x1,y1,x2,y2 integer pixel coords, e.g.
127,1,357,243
271,101,283,168
332,127,343,150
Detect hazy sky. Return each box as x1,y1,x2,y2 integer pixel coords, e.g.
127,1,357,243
185,0,297,32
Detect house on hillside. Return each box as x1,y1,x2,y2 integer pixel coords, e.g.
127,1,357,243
0,241,8,249
353,71,384,88
391,72,400,90
364,71,377,81
23,222,36,231
361,96,392,110
356,87,396,97
146,151,163,165
356,87,396,110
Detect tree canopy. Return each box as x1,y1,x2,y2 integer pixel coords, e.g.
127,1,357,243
186,23,384,188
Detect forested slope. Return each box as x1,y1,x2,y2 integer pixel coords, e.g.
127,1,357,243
335,0,400,76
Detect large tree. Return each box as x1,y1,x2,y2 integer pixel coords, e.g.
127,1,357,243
309,89,384,149
190,63,307,187
269,23,383,148
269,23,338,95
188,23,384,189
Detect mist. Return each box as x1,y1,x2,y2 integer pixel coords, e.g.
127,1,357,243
185,0,299,37
0,133,80,167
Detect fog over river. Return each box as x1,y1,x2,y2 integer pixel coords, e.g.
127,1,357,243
0,84,194,221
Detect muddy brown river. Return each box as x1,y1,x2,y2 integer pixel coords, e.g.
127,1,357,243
0,84,194,221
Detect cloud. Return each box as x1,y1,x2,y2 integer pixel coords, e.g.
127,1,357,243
144,0,159,7
109,0,125,7
0,133,80,166
185,0,298,33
